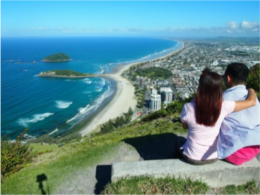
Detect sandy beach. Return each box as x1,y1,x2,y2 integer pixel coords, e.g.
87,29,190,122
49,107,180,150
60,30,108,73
80,67,137,136
80,40,184,136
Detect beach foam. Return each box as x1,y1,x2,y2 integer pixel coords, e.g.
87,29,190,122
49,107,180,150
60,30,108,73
99,66,105,74
66,104,91,123
56,101,73,109
95,87,103,92
92,85,113,111
83,78,92,84
78,104,90,114
17,113,54,127
67,83,114,124
66,115,79,123
94,78,106,92
49,128,58,135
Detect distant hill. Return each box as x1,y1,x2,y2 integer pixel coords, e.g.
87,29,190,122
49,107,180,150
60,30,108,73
42,53,71,62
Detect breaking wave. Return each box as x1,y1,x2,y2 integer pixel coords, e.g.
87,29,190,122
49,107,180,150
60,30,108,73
17,113,54,127
56,101,73,109
83,78,92,84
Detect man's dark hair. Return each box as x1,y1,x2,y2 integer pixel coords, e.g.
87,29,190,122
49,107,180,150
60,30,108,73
225,62,249,84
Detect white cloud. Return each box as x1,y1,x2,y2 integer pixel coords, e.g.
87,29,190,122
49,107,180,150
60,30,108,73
226,21,238,29
18,21,260,37
164,21,259,36
240,21,259,29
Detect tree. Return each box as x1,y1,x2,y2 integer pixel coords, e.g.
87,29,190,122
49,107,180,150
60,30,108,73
114,116,124,128
127,107,133,117
246,64,259,97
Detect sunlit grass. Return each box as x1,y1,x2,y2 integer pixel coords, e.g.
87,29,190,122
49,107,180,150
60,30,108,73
103,176,209,194
30,143,58,154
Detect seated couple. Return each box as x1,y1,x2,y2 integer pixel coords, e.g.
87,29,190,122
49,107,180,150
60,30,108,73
175,63,260,165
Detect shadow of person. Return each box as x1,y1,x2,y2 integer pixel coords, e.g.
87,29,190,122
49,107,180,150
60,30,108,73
123,133,179,160
94,165,112,195
36,173,49,195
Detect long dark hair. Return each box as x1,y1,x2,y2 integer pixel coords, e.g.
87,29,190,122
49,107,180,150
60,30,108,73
195,68,223,126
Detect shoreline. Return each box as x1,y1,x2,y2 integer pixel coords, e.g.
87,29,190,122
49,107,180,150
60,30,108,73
79,40,184,136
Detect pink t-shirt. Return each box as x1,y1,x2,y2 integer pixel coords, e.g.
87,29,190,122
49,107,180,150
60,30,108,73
181,101,235,160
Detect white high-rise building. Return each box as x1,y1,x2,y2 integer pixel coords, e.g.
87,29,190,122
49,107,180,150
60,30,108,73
160,87,173,104
151,89,161,111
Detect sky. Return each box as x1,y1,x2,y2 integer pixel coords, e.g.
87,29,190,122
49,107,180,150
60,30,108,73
1,1,260,38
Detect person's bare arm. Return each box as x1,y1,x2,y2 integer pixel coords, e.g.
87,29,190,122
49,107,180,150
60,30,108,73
233,88,256,112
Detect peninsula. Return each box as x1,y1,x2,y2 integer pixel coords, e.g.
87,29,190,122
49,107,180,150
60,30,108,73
38,70,93,78
42,53,71,62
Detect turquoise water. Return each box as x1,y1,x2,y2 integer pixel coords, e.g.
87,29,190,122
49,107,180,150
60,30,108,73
1,37,181,138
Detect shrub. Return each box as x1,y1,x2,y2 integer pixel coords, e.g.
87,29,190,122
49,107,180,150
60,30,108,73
28,134,56,144
141,98,193,123
246,64,259,97
60,133,82,143
1,130,32,180
100,107,134,134
141,109,167,122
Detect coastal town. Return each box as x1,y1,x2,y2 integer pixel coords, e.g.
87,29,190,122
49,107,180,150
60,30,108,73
126,39,260,118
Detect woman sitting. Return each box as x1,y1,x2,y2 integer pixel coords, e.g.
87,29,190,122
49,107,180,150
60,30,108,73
177,68,256,165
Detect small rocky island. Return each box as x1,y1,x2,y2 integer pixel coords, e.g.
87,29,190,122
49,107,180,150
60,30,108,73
38,70,93,78
42,53,71,62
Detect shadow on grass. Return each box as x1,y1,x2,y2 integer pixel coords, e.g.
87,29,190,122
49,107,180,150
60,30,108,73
36,173,50,195
94,165,112,195
123,133,180,160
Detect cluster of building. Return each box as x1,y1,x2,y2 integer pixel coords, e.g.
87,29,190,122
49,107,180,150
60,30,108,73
128,39,260,113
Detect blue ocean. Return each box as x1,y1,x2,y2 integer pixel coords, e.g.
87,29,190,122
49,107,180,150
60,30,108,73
1,37,181,139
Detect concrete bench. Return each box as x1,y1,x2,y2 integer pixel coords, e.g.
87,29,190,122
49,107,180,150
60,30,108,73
111,158,260,187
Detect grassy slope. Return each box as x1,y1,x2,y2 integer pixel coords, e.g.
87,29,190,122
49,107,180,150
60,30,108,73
1,115,186,194
30,143,58,153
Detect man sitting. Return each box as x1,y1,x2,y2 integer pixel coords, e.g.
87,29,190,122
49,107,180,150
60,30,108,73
217,62,260,165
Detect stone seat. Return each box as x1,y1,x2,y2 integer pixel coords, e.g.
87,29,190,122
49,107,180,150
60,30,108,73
111,158,260,187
